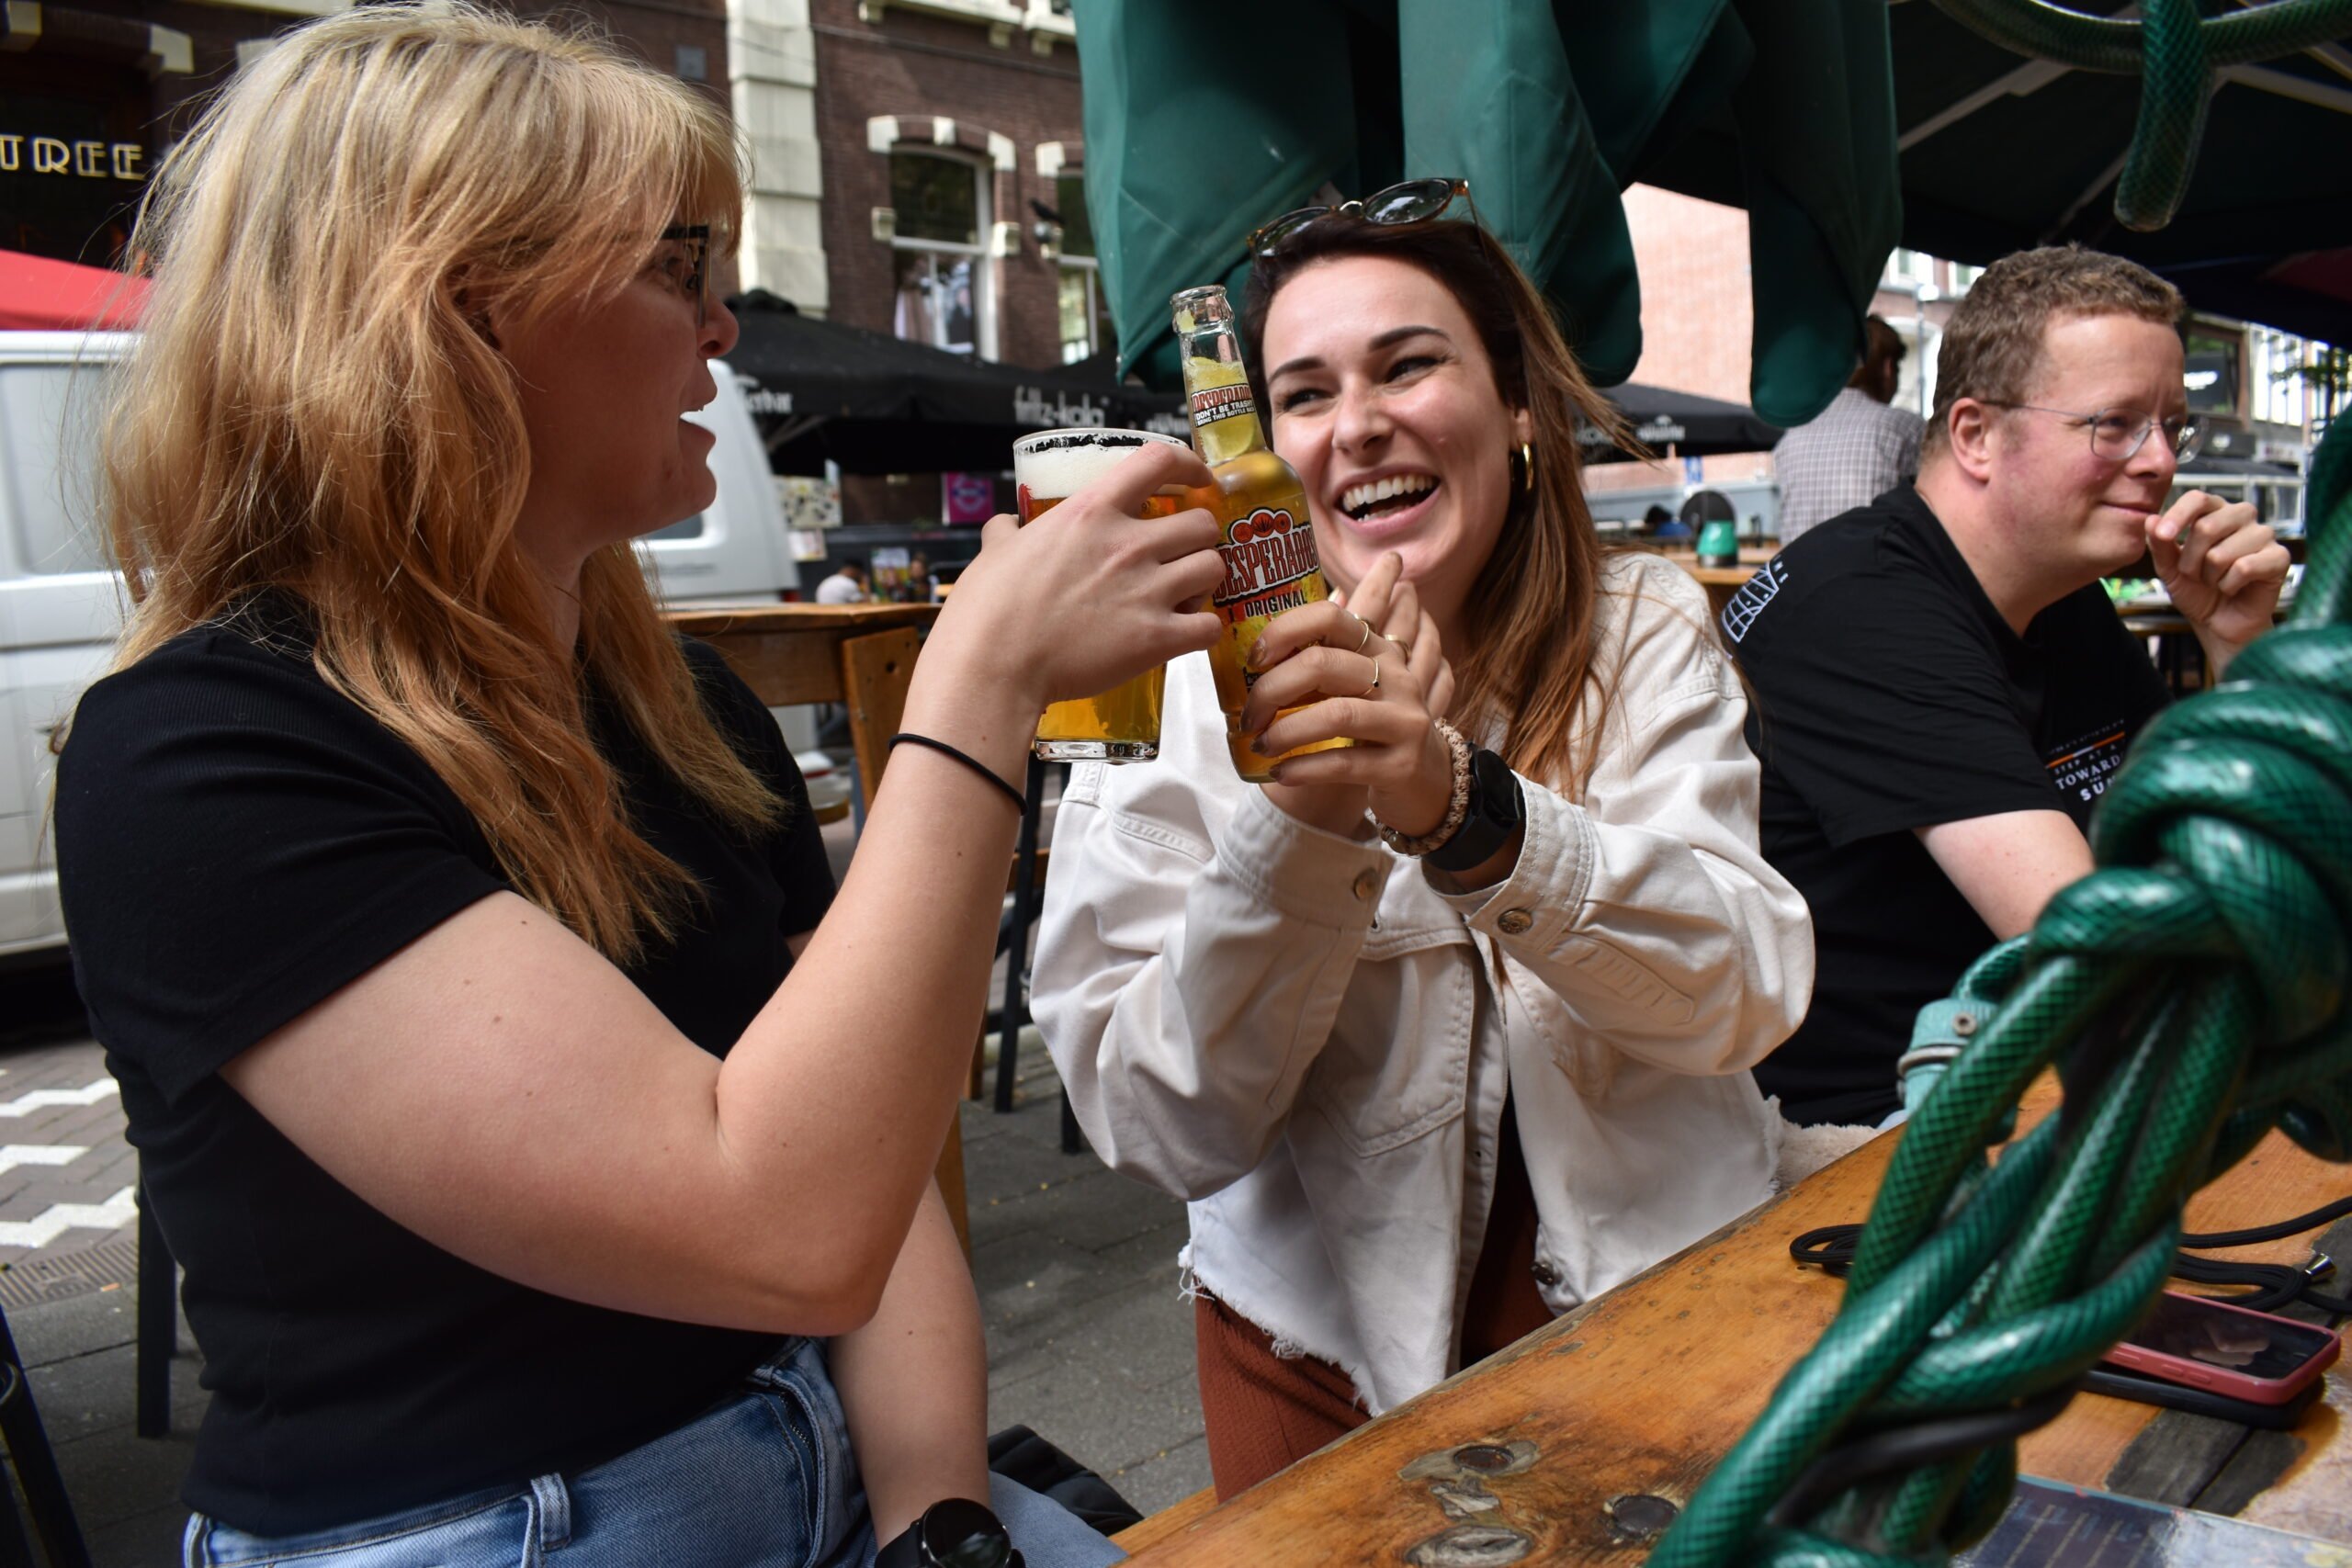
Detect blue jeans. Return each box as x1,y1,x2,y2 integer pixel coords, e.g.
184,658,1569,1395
184,1340,1123,1568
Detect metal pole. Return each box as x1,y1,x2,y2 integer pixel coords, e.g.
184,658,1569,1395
993,754,1046,1113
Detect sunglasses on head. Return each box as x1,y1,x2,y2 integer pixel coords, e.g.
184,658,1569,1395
1248,177,1476,258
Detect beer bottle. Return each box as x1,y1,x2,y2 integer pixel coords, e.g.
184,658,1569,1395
1170,284,1355,783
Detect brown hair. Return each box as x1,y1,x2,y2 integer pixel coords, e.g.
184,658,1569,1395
1926,245,2183,454
96,4,778,965
1239,219,1633,790
1849,314,1905,389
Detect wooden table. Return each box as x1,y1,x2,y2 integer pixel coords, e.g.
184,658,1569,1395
1124,1081,2351,1563
1653,558,1761,620
662,602,941,815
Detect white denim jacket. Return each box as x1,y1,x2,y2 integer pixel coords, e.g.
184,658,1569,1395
1034,554,1814,1414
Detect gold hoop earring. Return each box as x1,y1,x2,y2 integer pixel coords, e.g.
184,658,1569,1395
1516,441,1537,494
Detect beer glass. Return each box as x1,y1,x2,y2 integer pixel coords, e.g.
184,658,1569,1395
1013,428,1186,762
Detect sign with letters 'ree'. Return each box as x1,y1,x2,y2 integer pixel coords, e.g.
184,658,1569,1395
0,134,146,182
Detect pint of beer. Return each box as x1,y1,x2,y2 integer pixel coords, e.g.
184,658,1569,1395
1013,428,1187,763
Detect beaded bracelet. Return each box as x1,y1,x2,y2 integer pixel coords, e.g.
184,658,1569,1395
1368,718,1472,856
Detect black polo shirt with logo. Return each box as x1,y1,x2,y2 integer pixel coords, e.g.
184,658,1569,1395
1721,486,2168,1126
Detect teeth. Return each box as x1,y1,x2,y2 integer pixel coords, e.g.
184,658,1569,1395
1340,473,1436,517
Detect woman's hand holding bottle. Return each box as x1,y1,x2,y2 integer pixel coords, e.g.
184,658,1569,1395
1242,552,1457,839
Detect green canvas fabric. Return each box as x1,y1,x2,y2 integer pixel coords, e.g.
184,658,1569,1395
1078,0,1900,428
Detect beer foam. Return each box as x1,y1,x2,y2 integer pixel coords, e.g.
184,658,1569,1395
1016,434,1182,494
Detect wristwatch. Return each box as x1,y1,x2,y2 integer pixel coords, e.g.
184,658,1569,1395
875,1498,1023,1568
1425,748,1525,874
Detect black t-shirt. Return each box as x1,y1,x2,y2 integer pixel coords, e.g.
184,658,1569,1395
1722,487,2167,1126
53,602,836,1534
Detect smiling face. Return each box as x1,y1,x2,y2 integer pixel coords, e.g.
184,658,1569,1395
1259,254,1530,624
1987,311,2184,582
494,227,739,584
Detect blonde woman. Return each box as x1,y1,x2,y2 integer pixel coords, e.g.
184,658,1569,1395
1035,203,1815,1495
54,8,1221,1563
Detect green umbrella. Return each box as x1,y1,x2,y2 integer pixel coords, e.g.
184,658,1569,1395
1078,0,1901,428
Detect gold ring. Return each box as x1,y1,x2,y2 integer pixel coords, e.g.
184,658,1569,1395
1351,615,1374,654
1360,657,1382,699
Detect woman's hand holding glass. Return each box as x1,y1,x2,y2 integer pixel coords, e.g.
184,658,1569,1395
1243,551,1456,839
931,441,1227,721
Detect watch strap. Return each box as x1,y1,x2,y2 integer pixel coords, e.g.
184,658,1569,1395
1426,749,1522,873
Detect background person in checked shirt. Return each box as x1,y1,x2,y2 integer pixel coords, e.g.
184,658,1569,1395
1773,315,1927,543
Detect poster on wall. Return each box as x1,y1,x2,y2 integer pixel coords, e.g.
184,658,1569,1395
777,474,842,530
942,471,998,525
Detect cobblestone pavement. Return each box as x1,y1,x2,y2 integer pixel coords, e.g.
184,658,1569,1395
0,963,137,1279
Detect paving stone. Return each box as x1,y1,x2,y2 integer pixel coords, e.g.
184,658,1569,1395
992,1361,1207,1489
47,1423,198,1537
1092,1216,1191,1278
1104,1432,1212,1517
87,1504,191,1568
8,1288,144,1364
27,1339,209,1449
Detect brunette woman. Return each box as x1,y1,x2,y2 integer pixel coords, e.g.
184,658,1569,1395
1034,190,1813,1495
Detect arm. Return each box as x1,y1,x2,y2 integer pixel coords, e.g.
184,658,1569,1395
1033,684,1395,1201
1915,809,2094,940
2150,490,2290,677
218,444,1227,1337
827,1183,989,1543
1437,565,1810,1075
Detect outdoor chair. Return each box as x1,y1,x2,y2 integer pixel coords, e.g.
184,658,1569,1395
135,1182,173,1440
0,1302,93,1567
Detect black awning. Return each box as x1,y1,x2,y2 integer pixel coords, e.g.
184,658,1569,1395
722,291,1186,474
1580,382,1783,462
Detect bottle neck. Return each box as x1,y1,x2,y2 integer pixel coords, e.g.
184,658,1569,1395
1179,321,1267,466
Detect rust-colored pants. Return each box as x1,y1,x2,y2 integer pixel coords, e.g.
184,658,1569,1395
1193,1102,1550,1498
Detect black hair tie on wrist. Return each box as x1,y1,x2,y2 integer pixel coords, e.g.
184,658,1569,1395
887,732,1026,813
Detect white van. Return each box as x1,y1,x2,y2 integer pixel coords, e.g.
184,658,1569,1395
0,332,805,961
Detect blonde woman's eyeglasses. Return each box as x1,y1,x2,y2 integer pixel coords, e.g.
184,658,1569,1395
656,224,710,327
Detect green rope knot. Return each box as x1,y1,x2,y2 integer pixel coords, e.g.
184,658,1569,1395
1648,417,2352,1566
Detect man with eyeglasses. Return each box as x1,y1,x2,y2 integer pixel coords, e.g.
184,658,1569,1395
1720,244,2290,1129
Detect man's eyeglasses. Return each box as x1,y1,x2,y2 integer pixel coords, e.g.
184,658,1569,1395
1248,177,1475,258
656,223,711,327
1979,401,2202,463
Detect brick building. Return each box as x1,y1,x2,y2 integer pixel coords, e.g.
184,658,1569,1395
735,0,1100,372
4,0,729,268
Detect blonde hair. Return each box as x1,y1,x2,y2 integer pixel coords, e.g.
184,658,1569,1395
1242,218,1632,790
97,2,779,964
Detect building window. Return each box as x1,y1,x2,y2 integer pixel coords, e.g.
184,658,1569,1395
1053,170,1109,363
2182,324,2241,418
1884,249,1934,288
2252,328,2307,429
889,149,989,356
673,44,707,81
